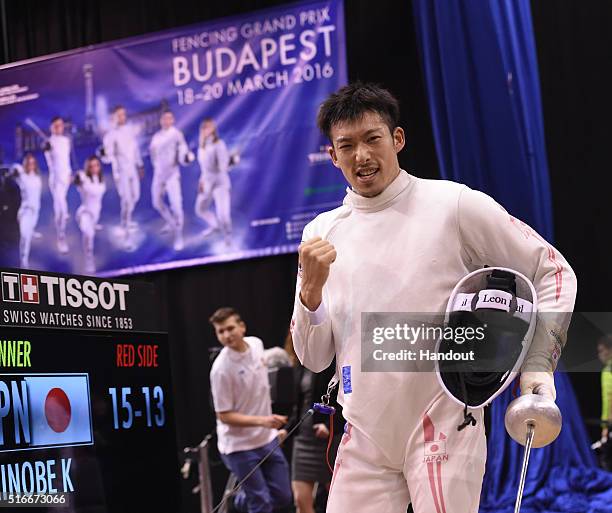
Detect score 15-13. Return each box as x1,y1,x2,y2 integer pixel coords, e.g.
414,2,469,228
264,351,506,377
108,386,165,429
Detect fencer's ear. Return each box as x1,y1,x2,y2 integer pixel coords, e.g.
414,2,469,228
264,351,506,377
328,145,340,168
393,127,405,153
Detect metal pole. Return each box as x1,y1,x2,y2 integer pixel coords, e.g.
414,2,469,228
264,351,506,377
198,436,214,513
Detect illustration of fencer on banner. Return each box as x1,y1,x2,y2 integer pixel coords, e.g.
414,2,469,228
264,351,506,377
0,0,347,276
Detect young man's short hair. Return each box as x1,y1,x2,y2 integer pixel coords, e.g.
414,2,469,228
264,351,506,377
112,104,125,114
209,307,242,325
50,116,63,124
317,81,400,142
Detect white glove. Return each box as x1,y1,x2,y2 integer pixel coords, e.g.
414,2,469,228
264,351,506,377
520,371,556,400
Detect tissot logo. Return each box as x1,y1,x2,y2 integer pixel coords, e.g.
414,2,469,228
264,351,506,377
20,274,39,304
1,273,20,302
1,272,130,311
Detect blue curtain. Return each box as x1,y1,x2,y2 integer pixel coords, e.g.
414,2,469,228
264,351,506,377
412,1,612,511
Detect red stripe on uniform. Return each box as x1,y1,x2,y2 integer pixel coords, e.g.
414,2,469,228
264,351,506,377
423,415,443,513
423,414,434,442
329,424,352,496
342,424,352,445
437,461,448,513
536,238,563,301
509,216,565,301
426,463,443,513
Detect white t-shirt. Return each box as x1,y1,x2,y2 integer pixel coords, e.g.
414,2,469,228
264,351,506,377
210,336,277,454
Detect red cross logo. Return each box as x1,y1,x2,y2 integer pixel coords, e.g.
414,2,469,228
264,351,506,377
21,274,39,304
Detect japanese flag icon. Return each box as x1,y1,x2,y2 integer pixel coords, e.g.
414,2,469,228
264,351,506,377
25,375,93,448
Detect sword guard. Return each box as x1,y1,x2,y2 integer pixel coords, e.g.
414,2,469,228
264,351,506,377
505,394,562,448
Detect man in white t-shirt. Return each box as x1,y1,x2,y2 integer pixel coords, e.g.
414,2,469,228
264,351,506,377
209,307,292,513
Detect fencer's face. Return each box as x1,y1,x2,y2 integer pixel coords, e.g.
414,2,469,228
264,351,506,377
24,156,37,174
50,119,65,135
87,158,102,176
214,316,247,351
598,343,612,364
201,121,214,139
328,111,405,198
114,108,127,126
160,112,174,129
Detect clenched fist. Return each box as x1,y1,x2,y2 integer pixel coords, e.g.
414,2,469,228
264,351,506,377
298,237,336,311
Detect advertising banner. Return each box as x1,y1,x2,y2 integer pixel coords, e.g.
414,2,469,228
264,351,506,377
0,0,347,276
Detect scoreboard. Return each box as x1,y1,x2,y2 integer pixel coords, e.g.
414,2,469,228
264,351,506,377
0,269,179,512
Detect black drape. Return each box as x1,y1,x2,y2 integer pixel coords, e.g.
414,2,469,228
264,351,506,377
530,0,612,311
530,0,612,440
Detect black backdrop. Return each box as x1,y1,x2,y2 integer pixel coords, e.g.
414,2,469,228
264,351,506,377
1,0,610,510
530,0,612,433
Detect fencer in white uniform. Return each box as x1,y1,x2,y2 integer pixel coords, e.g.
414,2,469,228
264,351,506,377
74,156,106,275
44,117,72,254
149,110,194,251
291,84,577,513
195,119,232,244
11,154,42,268
102,106,143,246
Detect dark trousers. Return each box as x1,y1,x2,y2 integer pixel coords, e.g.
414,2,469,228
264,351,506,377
221,439,292,513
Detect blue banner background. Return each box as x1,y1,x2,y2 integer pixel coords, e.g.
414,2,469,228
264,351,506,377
0,0,347,276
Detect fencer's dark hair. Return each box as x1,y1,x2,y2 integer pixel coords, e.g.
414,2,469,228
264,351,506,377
317,81,400,142
22,152,40,175
50,116,63,124
112,105,125,113
84,155,104,181
209,307,242,325
599,334,612,349
199,118,219,146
